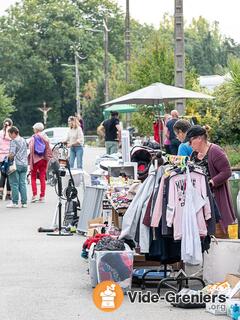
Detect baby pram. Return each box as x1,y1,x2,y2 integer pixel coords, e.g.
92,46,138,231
130,146,160,181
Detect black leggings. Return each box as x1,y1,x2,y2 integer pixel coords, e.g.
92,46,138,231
0,168,11,192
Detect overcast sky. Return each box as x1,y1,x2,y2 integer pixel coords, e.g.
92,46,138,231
1,0,239,43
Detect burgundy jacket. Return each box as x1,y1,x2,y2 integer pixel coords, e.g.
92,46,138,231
208,143,236,230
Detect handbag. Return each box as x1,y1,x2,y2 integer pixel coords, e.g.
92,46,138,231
1,157,9,174
8,159,16,175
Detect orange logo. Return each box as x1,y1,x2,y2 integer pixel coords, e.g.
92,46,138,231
93,281,124,312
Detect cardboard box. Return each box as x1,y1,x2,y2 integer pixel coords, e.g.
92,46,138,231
134,254,146,262
225,274,240,298
88,217,104,228
87,228,99,237
225,274,240,288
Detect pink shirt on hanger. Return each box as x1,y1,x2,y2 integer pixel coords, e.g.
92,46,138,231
166,171,211,240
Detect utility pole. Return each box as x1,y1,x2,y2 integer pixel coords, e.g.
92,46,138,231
174,0,185,115
75,51,81,115
125,0,130,82
103,18,110,103
71,51,87,116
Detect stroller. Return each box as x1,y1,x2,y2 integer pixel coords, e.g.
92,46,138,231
130,146,160,181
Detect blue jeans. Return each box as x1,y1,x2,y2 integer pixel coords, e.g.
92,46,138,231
8,164,28,204
105,141,118,155
70,146,83,169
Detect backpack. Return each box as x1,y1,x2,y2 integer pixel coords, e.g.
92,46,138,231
34,135,46,156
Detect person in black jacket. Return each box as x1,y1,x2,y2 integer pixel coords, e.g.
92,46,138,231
99,112,122,155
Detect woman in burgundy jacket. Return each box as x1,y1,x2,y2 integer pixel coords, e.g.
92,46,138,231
185,125,236,233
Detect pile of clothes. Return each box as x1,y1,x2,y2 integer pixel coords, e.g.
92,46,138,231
81,235,126,259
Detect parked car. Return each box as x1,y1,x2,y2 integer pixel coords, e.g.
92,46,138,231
42,127,69,145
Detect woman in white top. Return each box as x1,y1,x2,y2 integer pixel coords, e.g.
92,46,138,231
64,116,84,169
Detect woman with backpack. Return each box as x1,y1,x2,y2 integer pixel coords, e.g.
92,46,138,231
0,118,13,200
29,122,52,203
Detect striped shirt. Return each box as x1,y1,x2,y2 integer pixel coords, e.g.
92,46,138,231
9,136,28,166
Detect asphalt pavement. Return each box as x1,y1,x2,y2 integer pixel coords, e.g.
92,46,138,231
0,147,228,320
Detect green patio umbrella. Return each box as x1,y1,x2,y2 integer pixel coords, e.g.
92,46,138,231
103,104,137,119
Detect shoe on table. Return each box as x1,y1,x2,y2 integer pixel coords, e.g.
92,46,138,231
22,204,28,208
39,197,45,203
6,203,19,208
31,196,38,203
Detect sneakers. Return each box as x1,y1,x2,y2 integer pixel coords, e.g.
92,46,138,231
31,196,38,203
21,204,28,208
6,203,19,208
39,197,45,203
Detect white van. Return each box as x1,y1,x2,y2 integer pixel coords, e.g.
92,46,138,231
42,127,69,145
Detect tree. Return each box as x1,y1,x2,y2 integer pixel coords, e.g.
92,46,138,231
0,0,126,134
214,56,240,144
0,83,15,123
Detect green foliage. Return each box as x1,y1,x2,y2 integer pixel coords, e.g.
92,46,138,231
0,83,15,123
212,56,240,144
223,145,240,167
131,106,155,136
1,1,240,138
130,32,174,89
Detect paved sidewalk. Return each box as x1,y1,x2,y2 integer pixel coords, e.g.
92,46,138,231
0,147,228,320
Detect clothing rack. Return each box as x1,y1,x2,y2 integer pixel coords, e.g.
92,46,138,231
120,162,212,291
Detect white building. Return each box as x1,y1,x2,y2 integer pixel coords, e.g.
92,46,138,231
198,74,231,92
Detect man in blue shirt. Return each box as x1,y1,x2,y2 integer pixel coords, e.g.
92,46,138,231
173,119,192,156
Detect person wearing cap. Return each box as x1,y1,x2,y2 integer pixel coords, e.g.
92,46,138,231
166,110,181,155
0,118,13,200
100,111,122,155
185,125,236,233
173,119,192,156
29,122,52,203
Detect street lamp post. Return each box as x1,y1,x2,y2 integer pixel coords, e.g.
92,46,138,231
84,19,110,103
125,0,131,83
62,51,86,116
75,51,81,115
103,18,110,103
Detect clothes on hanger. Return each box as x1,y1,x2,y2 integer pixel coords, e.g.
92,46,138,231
120,161,217,265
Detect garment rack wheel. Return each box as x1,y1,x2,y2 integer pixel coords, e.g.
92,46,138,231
157,276,206,296
141,264,171,290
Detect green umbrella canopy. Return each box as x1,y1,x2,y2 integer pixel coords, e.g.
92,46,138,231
103,104,137,119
